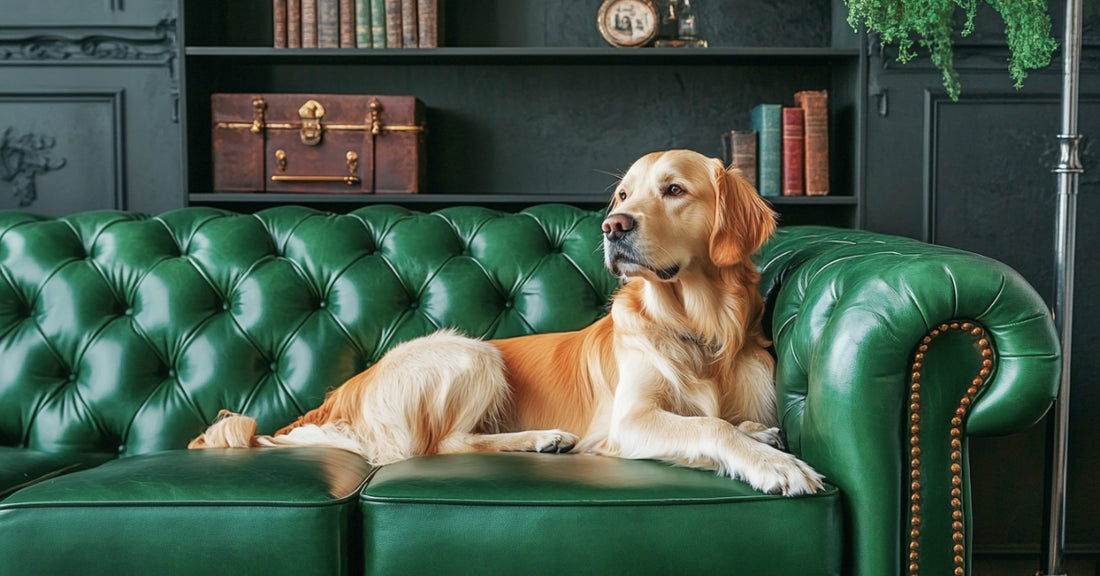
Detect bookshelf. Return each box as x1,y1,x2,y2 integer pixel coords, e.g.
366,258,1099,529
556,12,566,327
180,0,867,227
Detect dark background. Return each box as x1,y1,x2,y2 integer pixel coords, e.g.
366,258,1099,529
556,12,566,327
0,0,1096,572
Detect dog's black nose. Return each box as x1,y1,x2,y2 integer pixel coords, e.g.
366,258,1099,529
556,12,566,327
602,213,635,240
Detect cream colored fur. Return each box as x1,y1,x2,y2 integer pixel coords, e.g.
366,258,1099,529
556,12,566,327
190,150,825,496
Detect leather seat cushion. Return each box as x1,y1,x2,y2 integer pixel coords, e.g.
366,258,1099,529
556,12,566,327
360,453,843,576
0,447,372,576
0,446,114,499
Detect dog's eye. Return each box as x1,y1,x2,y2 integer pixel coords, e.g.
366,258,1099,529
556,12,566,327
618,190,627,201
665,184,686,197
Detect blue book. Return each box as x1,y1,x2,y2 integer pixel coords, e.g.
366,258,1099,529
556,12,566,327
750,103,782,197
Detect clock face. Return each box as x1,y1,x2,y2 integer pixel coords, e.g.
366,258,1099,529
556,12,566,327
598,0,658,48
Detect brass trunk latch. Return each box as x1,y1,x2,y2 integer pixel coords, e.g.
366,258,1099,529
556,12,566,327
298,99,325,145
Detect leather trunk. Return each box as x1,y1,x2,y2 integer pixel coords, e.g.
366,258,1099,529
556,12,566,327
212,93,426,194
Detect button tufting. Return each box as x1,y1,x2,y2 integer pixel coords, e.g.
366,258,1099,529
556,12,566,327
318,300,328,309
222,301,231,312
504,300,514,309
269,362,278,372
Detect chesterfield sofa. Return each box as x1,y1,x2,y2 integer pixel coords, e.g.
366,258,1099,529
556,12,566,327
0,204,1058,576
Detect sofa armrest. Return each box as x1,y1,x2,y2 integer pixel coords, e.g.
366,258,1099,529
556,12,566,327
754,226,1060,576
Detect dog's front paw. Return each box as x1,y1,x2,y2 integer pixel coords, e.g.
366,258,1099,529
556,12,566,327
736,447,825,497
535,430,579,454
738,421,785,450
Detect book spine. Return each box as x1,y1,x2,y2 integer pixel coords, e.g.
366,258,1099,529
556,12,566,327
288,0,302,47
274,0,288,47
318,0,340,48
722,130,758,190
302,0,318,47
370,0,387,47
401,0,418,47
385,0,402,48
355,0,372,48
417,0,437,47
795,90,829,196
749,104,782,197
340,0,357,47
782,107,805,196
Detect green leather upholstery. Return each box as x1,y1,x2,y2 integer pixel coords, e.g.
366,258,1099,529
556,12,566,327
0,206,1058,576
361,453,842,575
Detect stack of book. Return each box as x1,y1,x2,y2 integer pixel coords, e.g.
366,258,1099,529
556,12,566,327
721,90,829,197
273,0,439,49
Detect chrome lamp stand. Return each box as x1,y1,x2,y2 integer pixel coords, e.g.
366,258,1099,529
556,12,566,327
1040,0,1083,572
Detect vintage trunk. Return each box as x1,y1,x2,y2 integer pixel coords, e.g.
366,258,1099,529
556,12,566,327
212,94,426,194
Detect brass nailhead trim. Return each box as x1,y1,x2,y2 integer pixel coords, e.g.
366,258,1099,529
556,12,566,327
907,322,992,576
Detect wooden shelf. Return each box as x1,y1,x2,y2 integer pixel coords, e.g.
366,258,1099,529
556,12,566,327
185,46,861,65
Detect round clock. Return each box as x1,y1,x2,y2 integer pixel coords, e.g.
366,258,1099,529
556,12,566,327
597,0,659,48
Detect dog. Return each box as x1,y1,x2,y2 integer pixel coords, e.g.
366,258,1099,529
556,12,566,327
189,149,825,496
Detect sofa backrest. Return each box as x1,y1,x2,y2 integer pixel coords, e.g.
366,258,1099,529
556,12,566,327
0,205,617,458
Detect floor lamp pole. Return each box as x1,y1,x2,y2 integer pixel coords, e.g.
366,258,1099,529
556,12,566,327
1042,0,1083,572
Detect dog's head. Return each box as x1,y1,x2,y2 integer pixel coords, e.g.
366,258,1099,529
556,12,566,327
602,149,776,281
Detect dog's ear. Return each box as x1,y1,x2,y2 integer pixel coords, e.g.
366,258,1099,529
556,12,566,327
708,161,777,268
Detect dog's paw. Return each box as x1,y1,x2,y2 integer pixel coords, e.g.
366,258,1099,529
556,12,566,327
534,430,579,454
738,421,785,450
735,447,825,497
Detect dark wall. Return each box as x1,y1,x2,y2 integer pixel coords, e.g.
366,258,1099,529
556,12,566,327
863,2,1100,562
0,0,183,216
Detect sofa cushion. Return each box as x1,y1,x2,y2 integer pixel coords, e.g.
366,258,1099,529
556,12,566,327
0,446,114,499
0,447,372,576
360,453,842,576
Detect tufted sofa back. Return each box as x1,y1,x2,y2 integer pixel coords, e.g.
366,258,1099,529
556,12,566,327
0,205,618,460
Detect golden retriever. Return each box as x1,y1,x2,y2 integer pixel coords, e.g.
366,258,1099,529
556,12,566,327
189,149,824,496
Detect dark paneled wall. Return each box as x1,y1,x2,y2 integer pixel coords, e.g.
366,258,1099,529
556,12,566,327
863,2,1100,566
0,0,183,215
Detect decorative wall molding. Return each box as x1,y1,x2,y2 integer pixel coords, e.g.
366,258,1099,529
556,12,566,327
0,127,67,208
0,18,175,65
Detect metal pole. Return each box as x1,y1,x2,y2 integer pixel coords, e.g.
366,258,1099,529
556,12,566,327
1041,0,1083,571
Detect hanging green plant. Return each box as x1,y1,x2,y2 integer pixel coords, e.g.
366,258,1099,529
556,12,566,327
846,0,1059,100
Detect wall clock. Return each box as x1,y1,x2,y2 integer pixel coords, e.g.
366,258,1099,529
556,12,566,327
597,0,659,48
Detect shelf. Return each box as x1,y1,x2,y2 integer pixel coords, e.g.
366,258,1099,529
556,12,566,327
184,46,862,65
189,193,855,207
189,193,612,209
765,195,857,205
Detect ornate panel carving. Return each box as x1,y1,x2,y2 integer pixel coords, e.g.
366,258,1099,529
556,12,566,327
0,19,176,65
0,92,124,214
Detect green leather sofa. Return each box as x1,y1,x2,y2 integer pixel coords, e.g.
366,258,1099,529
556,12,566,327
0,205,1059,576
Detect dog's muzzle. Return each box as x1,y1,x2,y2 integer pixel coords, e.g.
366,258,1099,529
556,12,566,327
602,213,680,280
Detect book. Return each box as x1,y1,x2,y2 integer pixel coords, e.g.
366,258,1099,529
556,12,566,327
385,0,402,48
721,130,758,189
781,107,805,196
401,0,418,47
340,0,356,47
302,0,318,47
288,0,302,47
749,104,782,197
274,0,288,48
794,89,829,196
318,0,340,48
370,0,387,47
417,0,438,47
355,0,372,48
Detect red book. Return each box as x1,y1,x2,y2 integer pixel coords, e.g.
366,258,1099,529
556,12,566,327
274,0,288,47
340,0,356,47
795,90,829,195
782,107,805,196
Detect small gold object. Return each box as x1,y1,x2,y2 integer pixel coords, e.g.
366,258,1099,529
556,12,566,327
251,98,267,134
298,99,325,145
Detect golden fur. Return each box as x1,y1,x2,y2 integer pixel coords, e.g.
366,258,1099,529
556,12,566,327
189,149,824,496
